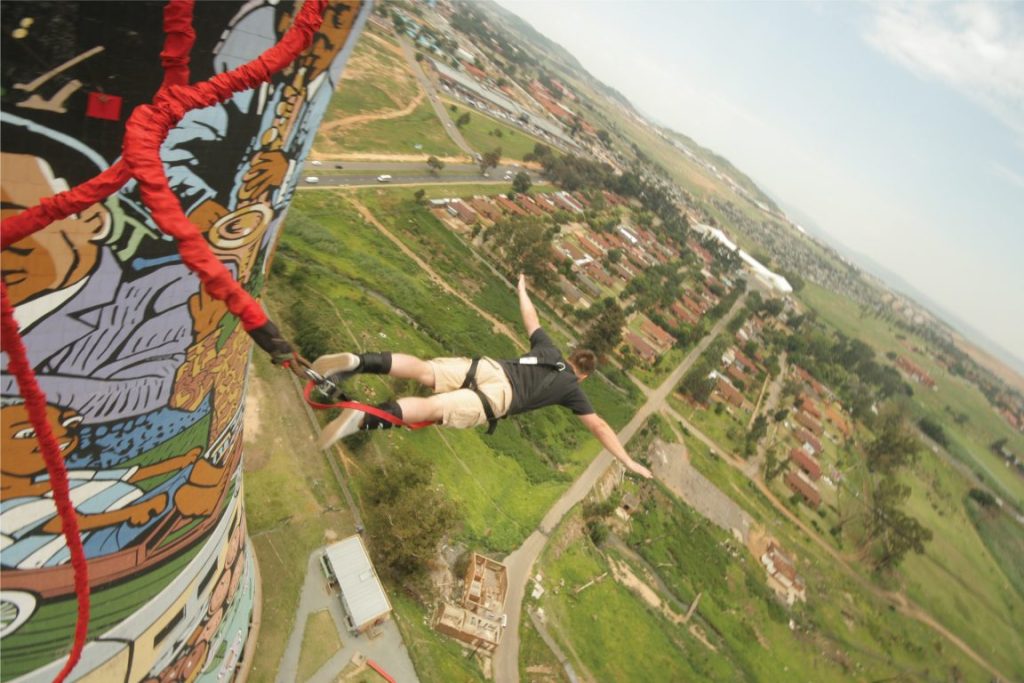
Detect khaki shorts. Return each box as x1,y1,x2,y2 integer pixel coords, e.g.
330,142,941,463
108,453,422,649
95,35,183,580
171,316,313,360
428,357,513,429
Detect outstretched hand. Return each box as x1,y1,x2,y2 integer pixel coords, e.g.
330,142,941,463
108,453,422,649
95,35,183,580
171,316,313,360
517,273,527,293
626,460,653,480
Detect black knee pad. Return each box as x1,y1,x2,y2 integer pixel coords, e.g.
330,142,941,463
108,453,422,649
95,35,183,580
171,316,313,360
358,352,392,374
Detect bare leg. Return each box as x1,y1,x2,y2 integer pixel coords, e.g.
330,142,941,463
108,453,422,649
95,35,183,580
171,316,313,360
396,396,445,423
388,353,435,388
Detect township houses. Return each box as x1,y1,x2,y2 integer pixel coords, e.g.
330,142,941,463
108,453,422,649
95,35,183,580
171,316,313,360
785,469,821,508
710,371,746,409
793,365,830,399
469,197,503,222
731,347,761,374
557,278,588,308
761,542,807,605
726,363,753,389
794,427,822,455
895,355,936,389
671,300,699,325
625,331,657,364
515,193,545,216
494,194,525,216
799,396,821,420
794,409,824,436
446,200,478,224
577,235,605,260
789,447,821,481
687,239,714,267
640,316,676,351
552,191,585,213
433,553,508,654
825,404,854,440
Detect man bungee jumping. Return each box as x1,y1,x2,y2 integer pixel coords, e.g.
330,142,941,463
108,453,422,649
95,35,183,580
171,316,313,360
313,274,653,479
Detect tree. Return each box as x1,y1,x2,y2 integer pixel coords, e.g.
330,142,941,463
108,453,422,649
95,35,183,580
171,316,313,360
426,155,444,175
512,171,532,194
480,147,501,174
415,51,425,62
580,298,626,358
596,129,612,146
681,360,715,404
488,215,555,289
866,405,920,473
456,112,471,128
413,188,426,203
362,456,458,580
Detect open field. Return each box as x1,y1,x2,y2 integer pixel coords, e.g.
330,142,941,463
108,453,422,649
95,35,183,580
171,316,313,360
800,281,1024,508
444,99,550,161
314,29,460,158
297,610,343,681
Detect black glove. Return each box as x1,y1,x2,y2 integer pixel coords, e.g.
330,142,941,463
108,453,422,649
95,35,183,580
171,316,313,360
248,319,294,364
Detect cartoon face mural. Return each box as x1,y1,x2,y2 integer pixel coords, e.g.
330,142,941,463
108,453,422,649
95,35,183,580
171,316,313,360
0,2,368,680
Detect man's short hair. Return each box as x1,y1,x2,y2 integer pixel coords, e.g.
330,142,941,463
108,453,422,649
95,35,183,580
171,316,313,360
569,349,597,376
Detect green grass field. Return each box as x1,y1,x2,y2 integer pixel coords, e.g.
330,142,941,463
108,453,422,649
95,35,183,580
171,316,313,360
322,30,419,122
297,610,342,681
317,98,463,158
444,99,550,160
243,354,358,683
270,191,642,551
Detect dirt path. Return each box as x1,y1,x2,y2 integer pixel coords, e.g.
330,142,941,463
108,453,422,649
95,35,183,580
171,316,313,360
320,91,425,132
347,198,527,351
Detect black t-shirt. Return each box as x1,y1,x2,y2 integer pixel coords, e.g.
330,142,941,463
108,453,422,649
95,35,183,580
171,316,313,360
499,328,595,417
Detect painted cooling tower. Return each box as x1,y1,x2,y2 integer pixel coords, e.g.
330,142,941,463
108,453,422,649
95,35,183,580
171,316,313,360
0,2,367,680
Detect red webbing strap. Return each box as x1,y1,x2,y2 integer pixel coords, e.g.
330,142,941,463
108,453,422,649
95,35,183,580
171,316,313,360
0,286,90,682
302,381,436,430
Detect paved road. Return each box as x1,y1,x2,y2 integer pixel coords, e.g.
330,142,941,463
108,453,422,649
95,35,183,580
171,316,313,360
299,161,534,189
493,293,748,683
276,551,419,683
395,35,476,157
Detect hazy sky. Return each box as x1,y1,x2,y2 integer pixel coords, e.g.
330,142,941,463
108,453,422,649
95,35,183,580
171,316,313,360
497,1,1024,365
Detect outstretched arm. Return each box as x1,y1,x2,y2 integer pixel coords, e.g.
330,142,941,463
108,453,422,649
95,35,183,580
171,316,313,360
517,273,541,338
577,413,653,479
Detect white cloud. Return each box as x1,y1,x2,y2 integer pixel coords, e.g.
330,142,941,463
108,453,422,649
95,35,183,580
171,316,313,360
866,2,1024,139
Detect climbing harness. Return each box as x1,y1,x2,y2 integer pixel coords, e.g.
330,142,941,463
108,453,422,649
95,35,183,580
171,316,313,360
460,355,568,435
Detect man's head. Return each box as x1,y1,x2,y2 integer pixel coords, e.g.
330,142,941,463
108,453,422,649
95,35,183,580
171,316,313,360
1,117,111,307
568,349,597,381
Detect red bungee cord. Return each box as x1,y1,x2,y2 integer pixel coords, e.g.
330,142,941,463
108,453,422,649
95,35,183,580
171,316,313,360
0,1,327,680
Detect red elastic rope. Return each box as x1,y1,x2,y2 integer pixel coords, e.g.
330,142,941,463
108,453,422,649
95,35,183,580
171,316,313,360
160,0,196,89
120,0,327,331
302,381,436,430
0,284,90,683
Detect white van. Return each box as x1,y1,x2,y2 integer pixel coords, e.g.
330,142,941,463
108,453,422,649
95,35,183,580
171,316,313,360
377,174,392,183
305,176,320,184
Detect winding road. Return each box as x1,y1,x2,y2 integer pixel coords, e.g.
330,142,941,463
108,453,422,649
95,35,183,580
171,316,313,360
493,293,749,683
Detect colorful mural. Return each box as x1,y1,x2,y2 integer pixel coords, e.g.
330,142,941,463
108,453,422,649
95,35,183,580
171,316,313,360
0,2,368,680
